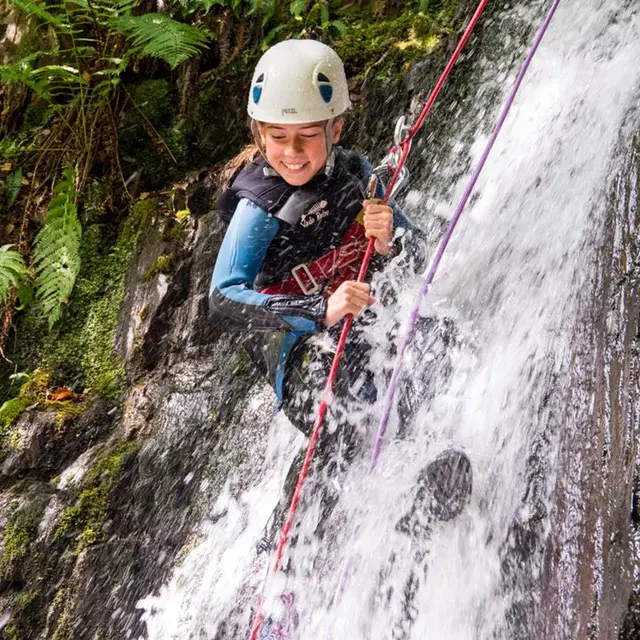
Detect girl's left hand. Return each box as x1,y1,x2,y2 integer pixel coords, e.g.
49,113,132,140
363,200,394,256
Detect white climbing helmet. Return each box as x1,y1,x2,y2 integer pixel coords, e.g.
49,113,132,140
247,39,351,124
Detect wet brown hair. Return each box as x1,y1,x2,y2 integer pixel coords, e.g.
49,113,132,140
218,142,261,189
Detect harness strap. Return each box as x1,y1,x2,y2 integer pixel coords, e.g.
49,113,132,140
260,218,368,297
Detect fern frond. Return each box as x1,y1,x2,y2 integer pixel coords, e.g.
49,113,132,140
110,13,212,68
9,0,66,28
33,166,82,329
0,52,50,85
0,246,29,305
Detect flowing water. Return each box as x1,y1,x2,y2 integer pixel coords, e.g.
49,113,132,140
138,1,640,638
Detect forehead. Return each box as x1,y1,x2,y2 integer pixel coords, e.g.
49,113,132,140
264,122,325,133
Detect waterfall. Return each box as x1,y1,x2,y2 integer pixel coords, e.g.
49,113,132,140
138,2,640,638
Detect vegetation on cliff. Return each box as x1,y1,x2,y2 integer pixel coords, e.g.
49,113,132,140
0,0,466,635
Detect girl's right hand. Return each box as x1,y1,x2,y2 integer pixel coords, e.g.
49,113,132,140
323,281,375,328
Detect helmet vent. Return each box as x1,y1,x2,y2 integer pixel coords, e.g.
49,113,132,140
317,73,332,103
319,84,333,103
252,86,263,104
257,73,265,82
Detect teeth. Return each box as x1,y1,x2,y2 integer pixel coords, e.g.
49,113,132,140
283,162,306,170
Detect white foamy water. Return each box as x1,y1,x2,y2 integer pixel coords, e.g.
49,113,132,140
139,1,640,638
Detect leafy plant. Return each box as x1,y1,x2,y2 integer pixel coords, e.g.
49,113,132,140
111,13,212,68
263,0,347,45
0,246,29,305
32,166,82,328
5,169,24,207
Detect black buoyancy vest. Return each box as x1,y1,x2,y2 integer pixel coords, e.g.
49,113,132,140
216,148,368,289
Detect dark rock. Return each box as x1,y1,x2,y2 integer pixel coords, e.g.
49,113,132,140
0,398,114,483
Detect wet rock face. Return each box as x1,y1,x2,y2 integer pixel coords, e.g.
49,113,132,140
534,134,640,640
0,399,115,482
0,197,270,637
39,208,269,638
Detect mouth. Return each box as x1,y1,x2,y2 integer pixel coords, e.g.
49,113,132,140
281,161,310,173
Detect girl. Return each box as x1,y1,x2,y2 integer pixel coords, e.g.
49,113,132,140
209,37,470,545
209,38,472,638
209,39,425,432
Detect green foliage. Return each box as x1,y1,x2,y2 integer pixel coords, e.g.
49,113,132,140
0,52,49,85
10,198,153,400
0,369,50,433
1,503,41,577
32,166,82,329
6,169,23,207
54,441,138,550
0,398,32,434
0,245,29,305
110,13,212,69
129,79,171,125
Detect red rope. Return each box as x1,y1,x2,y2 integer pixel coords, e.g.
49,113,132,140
249,2,488,636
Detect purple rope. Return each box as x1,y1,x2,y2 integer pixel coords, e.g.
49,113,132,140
370,0,563,471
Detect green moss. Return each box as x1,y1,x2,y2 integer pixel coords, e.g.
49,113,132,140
4,623,20,640
19,370,50,400
162,219,188,247
9,199,154,401
81,181,108,225
144,254,174,281
129,80,171,126
0,370,50,434
0,398,31,434
53,400,87,436
206,409,220,423
16,589,38,611
54,441,138,551
2,504,40,577
232,348,252,375
334,6,451,86
51,611,73,640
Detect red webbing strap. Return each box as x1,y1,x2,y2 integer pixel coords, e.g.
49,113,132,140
260,220,367,297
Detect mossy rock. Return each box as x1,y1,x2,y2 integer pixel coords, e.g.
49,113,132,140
4,199,155,403
54,441,138,552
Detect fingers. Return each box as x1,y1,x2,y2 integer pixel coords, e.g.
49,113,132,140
362,203,393,246
338,282,372,314
323,281,375,327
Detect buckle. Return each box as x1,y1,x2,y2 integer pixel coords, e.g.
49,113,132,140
291,263,321,295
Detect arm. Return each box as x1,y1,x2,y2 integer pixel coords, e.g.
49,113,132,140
209,198,326,333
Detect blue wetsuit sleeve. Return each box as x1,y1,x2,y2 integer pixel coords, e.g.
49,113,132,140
209,198,326,333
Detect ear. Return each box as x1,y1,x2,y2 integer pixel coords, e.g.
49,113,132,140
331,118,344,144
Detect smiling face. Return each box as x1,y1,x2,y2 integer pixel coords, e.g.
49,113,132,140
257,119,344,186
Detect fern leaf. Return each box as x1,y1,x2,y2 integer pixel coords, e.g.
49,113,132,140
0,245,28,305
33,166,82,328
9,0,66,28
0,52,50,85
111,14,211,68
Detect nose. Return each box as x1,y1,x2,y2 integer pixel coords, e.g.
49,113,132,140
284,136,305,156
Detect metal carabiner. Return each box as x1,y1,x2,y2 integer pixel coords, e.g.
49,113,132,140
394,115,412,149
